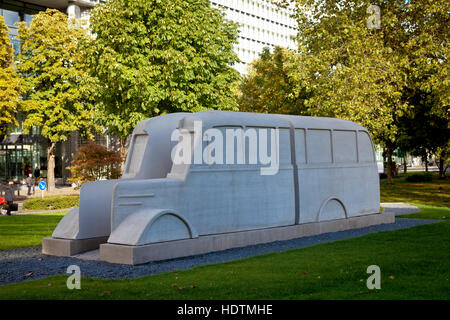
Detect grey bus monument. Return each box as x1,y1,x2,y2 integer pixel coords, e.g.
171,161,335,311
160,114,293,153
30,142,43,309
43,111,394,264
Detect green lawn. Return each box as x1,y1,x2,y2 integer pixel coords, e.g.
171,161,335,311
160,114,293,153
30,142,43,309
0,211,67,251
0,215,448,300
0,173,448,299
380,172,450,207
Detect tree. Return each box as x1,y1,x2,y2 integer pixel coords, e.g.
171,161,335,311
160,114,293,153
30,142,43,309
68,142,122,189
17,9,96,191
397,89,450,178
85,0,241,168
0,15,21,136
435,144,450,179
238,46,308,115
281,0,449,184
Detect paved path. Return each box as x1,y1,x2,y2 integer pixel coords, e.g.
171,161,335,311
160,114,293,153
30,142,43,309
406,166,438,172
0,208,71,217
380,203,420,216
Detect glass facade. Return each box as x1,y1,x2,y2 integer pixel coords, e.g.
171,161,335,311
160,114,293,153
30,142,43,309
1,9,20,55
0,113,54,180
0,1,107,183
0,4,49,181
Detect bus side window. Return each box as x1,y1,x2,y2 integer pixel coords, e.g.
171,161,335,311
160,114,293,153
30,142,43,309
126,134,148,175
244,127,285,166
307,129,332,163
333,130,357,163
278,128,291,165
358,131,375,162
214,126,245,165
294,129,306,164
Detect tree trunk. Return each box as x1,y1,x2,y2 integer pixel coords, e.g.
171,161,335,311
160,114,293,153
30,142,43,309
386,145,394,184
47,142,56,192
403,154,407,174
424,152,428,172
438,158,445,179
119,137,128,174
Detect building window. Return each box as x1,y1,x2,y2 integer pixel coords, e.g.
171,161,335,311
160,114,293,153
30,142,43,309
1,9,35,56
24,13,33,27
1,9,19,28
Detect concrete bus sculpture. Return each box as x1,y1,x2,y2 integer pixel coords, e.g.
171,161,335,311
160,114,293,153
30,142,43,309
43,111,394,264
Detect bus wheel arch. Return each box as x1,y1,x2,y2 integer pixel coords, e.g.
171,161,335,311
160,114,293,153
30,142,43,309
316,197,348,222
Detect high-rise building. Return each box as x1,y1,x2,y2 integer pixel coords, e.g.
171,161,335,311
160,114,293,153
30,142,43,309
211,0,297,74
1,0,297,72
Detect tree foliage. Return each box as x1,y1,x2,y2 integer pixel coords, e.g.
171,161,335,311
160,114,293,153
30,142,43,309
68,142,122,189
17,9,96,142
238,46,308,115
17,9,97,190
275,0,449,183
0,15,21,136
397,89,450,177
86,0,241,144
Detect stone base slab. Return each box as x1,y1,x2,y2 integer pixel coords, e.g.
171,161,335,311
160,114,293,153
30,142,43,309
100,212,395,265
42,236,109,256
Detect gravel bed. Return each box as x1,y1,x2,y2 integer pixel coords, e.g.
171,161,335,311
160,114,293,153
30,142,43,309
0,218,440,286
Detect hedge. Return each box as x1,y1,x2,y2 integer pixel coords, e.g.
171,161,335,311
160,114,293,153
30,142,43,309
405,173,433,182
22,195,79,211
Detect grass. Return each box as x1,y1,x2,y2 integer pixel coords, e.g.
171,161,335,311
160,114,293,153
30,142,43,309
22,195,79,211
380,172,449,207
0,172,448,299
0,218,448,300
0,211,67,251
401,204,449,221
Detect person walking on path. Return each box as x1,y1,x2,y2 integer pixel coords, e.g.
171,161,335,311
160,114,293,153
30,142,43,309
4,181,15,216
34,166,40,186
26,174,33,196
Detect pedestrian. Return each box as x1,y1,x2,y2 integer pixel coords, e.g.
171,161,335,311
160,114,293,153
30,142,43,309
5,181,15,216
34,166,40,186
25,165,31,177
26,174,33,196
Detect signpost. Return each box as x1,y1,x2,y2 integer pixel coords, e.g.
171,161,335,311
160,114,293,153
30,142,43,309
39,181,47,199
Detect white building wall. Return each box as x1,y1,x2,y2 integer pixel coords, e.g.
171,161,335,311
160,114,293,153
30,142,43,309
210,0,298,74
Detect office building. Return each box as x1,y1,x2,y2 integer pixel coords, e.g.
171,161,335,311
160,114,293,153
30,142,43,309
211,0,297,73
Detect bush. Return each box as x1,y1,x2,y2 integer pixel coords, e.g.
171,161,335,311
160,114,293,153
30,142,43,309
22,195,79,211
68,142,122,189
405,173,433,182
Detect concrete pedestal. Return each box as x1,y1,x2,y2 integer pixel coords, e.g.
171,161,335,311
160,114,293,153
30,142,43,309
100,212,395,265
42,236,109,257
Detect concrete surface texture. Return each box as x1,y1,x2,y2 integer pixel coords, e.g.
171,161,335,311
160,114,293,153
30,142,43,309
44,111,383,263
381,203,420,215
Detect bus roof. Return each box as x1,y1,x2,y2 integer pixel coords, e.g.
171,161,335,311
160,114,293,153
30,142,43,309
186,111,367,132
